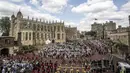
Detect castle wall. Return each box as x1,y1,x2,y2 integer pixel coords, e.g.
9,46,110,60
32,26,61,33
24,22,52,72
108,32,129,45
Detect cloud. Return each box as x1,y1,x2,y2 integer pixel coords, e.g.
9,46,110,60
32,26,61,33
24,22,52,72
29,0,68,13
0,1,60,21
72,0,117,13
121,1,130,13
65,21,78,27
41,0,68,13
71,0,129,31
0,0,78,30
30,0,39,6
10,0,23,2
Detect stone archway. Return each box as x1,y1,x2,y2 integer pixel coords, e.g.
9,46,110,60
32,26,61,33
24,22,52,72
0,48,9,56
52,40,55,43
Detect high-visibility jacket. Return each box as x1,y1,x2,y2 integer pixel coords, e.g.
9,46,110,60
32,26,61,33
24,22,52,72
120,67,125,73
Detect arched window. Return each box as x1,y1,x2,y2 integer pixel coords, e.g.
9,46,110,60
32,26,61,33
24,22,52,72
33,24,36,30
54,26,56,31
48,26,50,32
22,32,24,40
62,33,64,39
48,34,50,39
58,26,60,32
45,26,47,31
26,32,28,40
45,33,47,40
51,26,52,32
41,33,43,39
37,33,39,39
57,33,60,40
33,32,35,40
62,26,64,31
37,24,40,31
41,25,43,31
29,32,31,40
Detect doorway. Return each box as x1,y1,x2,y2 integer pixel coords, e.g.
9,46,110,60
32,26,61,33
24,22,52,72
52,40,55,43
0,48,9,56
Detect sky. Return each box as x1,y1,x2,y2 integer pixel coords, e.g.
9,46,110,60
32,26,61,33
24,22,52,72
0,0,130,31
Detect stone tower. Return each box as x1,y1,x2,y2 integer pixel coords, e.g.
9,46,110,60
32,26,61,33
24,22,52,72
10,13,15,36
10,11,23,41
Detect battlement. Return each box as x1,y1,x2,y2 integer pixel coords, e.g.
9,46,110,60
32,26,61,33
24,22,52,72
11,11,64,24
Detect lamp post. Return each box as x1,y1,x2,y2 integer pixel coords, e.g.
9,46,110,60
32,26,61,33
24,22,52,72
102,24,105,39
126,15,130,61
128,15,130,54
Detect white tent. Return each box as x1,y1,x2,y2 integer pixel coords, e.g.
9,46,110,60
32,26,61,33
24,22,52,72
118,62,130,68
45,39,51,44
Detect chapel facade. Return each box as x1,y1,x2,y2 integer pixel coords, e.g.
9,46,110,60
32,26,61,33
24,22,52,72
10,11,66,46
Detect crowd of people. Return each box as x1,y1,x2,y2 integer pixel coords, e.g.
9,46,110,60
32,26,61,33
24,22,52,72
0,54,59,73
0,40,113,73
42,40,110,59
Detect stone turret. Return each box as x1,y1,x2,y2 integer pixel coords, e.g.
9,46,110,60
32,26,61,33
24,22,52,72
10,13,16,36
11,13,15,20
17,10,23,19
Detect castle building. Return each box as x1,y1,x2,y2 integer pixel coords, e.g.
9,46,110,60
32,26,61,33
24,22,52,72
91,21,116,39
65,26,80,41
108,26,129,45
0,36,15,55
91,22,103,39
10,11,66,46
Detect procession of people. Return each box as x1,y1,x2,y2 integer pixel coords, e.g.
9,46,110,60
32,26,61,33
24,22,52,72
0,40,114,73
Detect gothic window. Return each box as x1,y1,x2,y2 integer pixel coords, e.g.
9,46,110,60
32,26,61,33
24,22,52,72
41,33,43,39
54,33,55,38
37,33,39,39
37,24,40,31
51,34,52,39
29,32,31,40
62,26,64,31
45,33,47,40
22,32,24,40
41,25,43,31
48,34,50,39
62,34,64,39
48,26,50,32
29,23,32,29
51,26,52,32
28,22,31,28
26,32,28,40
33,24,36,30
5,39,10,44
57,33,60,40
33,33,35,40
45,26,47,31
54,26,56,31
58,26,60,32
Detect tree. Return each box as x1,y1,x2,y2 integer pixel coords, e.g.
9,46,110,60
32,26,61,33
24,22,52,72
0,17,10,36
85,31,97,37
19,45,37,54
80,34,84,38
113,42,128,54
